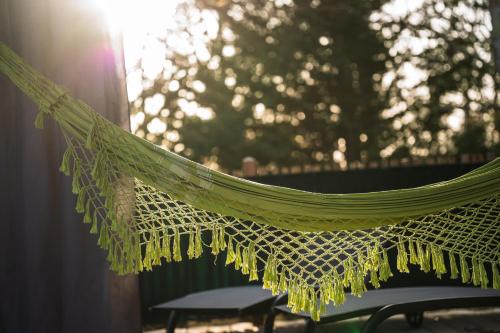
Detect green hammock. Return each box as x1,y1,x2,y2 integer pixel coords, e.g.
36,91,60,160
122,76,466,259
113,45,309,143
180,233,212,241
1,42,499,320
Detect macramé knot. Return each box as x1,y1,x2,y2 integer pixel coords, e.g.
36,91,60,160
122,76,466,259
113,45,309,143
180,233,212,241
34,92,68,129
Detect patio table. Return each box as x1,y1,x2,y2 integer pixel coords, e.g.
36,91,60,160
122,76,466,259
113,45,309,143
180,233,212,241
151,285,276,333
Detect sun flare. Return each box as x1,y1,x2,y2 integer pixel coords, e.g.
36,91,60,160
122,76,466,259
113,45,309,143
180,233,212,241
91,0,220,134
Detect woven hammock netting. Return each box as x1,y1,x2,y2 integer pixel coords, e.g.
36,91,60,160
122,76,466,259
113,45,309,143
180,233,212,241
1,42,499,320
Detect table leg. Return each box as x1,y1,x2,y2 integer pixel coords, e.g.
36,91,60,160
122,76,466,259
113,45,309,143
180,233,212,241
166,310,177,333
305,319,315,333
263,308,277,333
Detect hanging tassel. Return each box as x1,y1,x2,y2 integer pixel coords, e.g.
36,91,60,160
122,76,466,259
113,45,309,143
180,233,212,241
34,110,47,129
161,233,172,262
234,244,242,270
479,261,488,289
431,246,438,271
416,241,425,271
424,245,431,273
309,288,320,321
83,200,92,224
364,246,373,272
356,250,366,274
292,283,302,313
357,268,367,295
173,228,182,262
472,258,483,286
153,232,162,265
370,268,380,288
263,255,273,289
343,259,353,288
143,241,153,271
460,255,470,283
492,263,499,290
90,211,99,234
379,249,393,282
324,275,334,302
248,242,258,281
136,243,144,272
241,247,250,275
75,190,86,214
71,166,82,194
350,268,362,297
293,284,302,311
332,271,345,306
210,225,220,255
431,245,446,278
449,252,459,279
106,244,115,262
417,243,431,273
287,280,296,307
319,284,327,315
219,227,226,250
301,285,309,312
187,228,195,259
194,226,203,258
225,236,235,265
289,281,300,313
471,257,480,286
278,268,288,293
287,281,296,312
370,243,381,272
97,222,109,249
408,240,418,265
397,238,409,273
59,147,73,176
270,263,279,295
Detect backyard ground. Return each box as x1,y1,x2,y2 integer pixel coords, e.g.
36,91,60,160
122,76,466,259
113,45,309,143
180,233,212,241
145,307,500,333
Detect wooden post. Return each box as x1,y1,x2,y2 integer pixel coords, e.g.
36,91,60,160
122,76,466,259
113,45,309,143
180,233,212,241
242,156,258,177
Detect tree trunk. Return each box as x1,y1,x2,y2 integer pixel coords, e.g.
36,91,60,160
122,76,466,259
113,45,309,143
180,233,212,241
490,0,500,72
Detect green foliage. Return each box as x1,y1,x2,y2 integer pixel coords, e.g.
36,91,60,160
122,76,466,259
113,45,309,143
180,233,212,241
131,0,498,171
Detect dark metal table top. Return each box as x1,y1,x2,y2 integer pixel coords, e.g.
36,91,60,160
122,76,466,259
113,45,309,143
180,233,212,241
152,286,276,315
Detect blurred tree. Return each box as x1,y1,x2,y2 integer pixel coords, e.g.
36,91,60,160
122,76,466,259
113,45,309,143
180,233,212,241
371,0,498,158
130,0,498,171
131,0,390,170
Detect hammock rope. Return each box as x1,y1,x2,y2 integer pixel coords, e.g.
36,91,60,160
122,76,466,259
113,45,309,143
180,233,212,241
1,42,499,320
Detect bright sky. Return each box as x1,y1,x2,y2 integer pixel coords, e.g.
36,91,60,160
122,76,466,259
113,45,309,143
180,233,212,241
92,0,220,134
